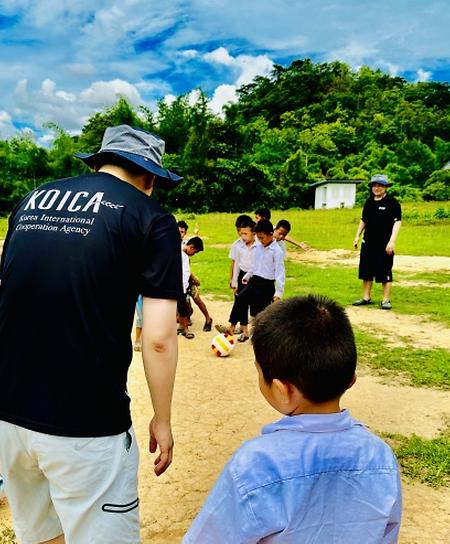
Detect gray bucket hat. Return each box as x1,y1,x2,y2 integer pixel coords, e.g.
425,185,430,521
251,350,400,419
368,174,392,187
74,124,183,185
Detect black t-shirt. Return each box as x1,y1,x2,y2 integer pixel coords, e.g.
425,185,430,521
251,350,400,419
0,173,182,437
361,195,402,249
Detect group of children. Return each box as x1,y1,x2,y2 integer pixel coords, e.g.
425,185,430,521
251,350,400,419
134,208,306,344
216,208,308,342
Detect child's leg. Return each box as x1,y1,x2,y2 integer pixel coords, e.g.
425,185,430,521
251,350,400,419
177,296,195,339
249,278,275,317
193,293,213,330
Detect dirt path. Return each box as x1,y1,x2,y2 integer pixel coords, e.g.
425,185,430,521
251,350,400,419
1,251,449,543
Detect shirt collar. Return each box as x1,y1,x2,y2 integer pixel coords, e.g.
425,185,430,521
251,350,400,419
262,409,364,435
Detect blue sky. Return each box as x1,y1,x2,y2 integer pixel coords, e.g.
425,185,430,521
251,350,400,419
0,0,449,144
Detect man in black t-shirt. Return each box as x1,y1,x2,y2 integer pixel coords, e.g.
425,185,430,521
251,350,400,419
0,125,183,543
352,174,402,310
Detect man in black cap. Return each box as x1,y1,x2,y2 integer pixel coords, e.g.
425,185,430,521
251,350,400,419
0,125,183,543
352,174,402,310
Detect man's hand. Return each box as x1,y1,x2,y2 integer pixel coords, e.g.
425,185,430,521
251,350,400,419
273,296,281,302
385,241,395,255
149,417,174,476
353,237,359,249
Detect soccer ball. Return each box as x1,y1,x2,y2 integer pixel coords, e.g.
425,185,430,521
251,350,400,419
211,332,236,357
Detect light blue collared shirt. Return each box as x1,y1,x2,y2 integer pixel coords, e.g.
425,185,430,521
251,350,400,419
183,410,401,543
243,240,285,298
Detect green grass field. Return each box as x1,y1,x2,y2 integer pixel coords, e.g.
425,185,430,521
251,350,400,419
178,201,450,255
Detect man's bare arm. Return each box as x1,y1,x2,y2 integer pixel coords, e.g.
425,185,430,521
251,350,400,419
142,297,178,476
386,220,401,255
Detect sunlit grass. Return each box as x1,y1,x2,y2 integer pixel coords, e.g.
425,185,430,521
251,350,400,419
383,431,450,487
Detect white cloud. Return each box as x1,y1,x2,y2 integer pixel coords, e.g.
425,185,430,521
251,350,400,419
79,79,142,106
328,42,378,69
11,78,144,135
38,133,56,147
416,69,432,82
187,89,202,106
378,61,401,77
179,49,199,59
204,47,235,67
208,84,238,116
235,54,273,86
203,47,274,86
0,111,17,140
203,47,273,114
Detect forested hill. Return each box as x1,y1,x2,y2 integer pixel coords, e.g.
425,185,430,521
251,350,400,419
1,59,449,214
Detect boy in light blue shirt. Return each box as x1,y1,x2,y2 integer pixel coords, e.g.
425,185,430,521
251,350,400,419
184,295,401,543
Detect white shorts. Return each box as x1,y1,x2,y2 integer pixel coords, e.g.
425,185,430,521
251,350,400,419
0,421,140,544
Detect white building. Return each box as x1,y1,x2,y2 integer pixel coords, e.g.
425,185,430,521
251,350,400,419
310,179,364,210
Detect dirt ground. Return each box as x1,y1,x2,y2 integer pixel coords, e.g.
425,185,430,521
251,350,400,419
1,252,449,543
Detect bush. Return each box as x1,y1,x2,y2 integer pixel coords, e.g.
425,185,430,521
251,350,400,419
423,170,450,201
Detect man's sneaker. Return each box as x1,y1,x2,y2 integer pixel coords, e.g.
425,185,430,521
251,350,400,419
352,298,372,306
0,476,4,499
381,300,392,310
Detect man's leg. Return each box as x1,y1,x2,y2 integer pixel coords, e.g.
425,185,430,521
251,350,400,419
382,282,391,302
353,279,373,305
380,282,393,309
362,279,373,301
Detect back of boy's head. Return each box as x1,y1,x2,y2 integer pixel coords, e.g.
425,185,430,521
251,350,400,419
275,219,291,233
252,295,356,403
254,207,271,220
235,214,254,229
254,219,273,235
177,220,189,231
187,236,204,252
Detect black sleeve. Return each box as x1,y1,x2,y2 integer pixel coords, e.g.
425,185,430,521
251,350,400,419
392,198,402,221
138,214,183,300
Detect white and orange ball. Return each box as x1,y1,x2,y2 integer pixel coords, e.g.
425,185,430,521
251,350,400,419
211,332,236,357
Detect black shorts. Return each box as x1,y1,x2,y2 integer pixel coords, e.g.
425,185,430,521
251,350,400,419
358,242,394,283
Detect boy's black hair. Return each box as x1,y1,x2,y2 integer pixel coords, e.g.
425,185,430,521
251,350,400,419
252,295,356,403
275,219,291,233
234,214,254,229
177,220,189,230
186,236,204,252
254,207,271,220
254,219,273,235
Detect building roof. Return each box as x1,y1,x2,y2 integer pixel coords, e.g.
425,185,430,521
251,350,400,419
309,179,365,188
